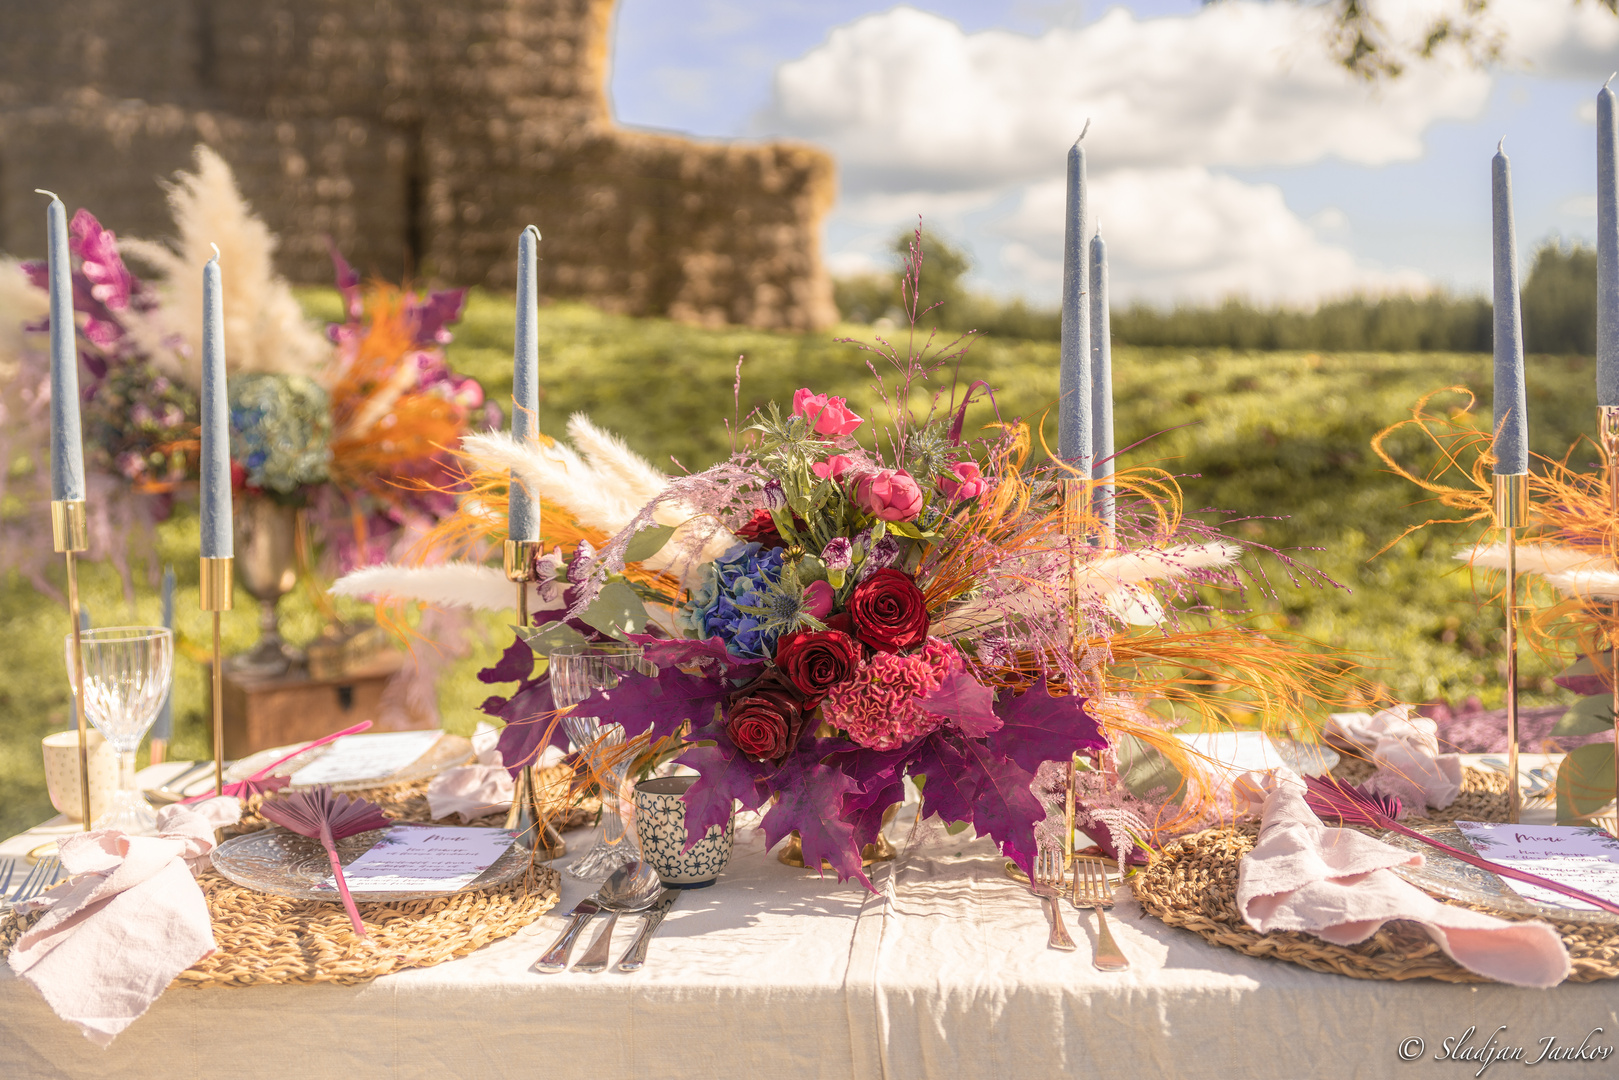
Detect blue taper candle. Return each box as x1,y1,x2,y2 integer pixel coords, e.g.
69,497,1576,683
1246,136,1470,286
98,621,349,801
1089,223,1114,529
1599,77,1619,408
1491,140,1528,475
39,191,85,503
510,225,541,542
200,246,233,557
1057,127,1092,472
153,565,175,742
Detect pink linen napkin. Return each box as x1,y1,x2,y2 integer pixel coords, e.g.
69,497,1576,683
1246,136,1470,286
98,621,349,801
8,797,241,1046
1326,705,1462,812
1236,781,1568,987
426,741,566,822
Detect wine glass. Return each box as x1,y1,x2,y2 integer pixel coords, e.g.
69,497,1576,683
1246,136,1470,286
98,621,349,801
549,642,652,881
64,626,174,836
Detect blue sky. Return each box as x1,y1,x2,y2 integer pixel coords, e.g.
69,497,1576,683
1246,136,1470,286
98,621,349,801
608,1,1616,307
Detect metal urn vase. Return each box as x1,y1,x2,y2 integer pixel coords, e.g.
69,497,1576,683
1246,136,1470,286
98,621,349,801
229,497,303,677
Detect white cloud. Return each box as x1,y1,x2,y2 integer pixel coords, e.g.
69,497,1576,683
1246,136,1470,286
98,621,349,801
1487,0,1619,80
763,4,1491,193
997,168,1427,306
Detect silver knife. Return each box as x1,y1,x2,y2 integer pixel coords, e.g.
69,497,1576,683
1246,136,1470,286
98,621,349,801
534,896,602,973
615,889,679,973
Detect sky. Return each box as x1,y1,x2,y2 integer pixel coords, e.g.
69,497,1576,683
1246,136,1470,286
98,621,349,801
608,0,1619,309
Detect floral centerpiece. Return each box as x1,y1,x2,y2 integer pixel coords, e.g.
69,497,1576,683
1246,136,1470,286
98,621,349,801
342,240,1359,886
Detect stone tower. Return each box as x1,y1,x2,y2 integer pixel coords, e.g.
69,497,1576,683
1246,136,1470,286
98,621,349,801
0,0,838,330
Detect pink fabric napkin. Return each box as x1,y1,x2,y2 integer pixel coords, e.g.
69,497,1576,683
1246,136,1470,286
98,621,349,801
426,741,566,822
8,797,241,1046
1327,705,1462,813
1237,781,1568,987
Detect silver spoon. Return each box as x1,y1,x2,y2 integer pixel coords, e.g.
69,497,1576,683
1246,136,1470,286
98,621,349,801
572,861,662,973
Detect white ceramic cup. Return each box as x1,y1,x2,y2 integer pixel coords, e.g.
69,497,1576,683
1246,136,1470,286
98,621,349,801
42,728,120,823
634,775,735,888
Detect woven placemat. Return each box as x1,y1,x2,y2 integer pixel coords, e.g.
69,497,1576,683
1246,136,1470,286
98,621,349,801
0,773,569,989
1132,766,1619,984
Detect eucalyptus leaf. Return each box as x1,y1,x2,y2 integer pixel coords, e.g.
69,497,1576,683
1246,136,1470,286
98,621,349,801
515,621,590,655
1554,695,1616,738
1556,742,1617,823
623,524,676,563
579,579,652,639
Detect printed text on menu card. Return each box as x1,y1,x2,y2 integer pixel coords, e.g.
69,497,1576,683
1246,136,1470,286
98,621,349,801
318,825,518,894
1455,821,1619,911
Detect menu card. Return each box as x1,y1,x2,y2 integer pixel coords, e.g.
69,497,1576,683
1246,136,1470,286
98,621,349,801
317,825,518,894
1454,820,1619,912
290,730,443,785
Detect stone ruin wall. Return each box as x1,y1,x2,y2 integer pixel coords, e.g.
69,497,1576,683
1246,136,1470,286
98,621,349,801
0,0,838,330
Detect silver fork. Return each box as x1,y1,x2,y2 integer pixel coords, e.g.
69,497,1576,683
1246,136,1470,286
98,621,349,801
0,859,15,901
10,856,62,909
1030,848,1076,952
1073,856,1129,971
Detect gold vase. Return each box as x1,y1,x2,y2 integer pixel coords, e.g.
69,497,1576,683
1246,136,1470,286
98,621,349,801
778,804,899,868
228,497,303,678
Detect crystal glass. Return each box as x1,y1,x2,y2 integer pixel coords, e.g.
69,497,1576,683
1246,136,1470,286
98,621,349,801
549,642,651,881
64,626,174,835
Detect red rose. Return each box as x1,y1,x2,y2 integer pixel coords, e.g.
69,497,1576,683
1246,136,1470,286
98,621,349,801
847,569,929,653
725,670,809,762
774,629,860,703
735,508,786,550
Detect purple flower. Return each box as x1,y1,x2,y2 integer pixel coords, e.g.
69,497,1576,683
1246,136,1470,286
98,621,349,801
859,536,901,580
821,537,853,571
763,479,787,511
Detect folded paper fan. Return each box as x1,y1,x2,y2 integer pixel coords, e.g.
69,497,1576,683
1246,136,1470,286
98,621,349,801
258,785,391,936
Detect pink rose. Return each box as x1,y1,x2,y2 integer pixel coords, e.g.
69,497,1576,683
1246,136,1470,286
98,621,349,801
812,454,856,481
939,461,985,500
855,468,924,522
802,579,835,619
793,388,864,437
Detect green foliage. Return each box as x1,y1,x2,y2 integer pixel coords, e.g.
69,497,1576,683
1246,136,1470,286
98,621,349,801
833,232,1597,359
1553,695,1614,738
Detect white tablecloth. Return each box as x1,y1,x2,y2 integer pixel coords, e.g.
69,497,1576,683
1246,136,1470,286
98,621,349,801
3,759,1616,1080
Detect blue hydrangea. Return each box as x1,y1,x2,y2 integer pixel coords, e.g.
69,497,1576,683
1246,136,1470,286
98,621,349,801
675,542,786,660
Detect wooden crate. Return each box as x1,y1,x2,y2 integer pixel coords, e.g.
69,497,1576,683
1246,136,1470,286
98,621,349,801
208,653,422,757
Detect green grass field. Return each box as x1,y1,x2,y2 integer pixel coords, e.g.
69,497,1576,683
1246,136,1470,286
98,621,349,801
0,288,1596,837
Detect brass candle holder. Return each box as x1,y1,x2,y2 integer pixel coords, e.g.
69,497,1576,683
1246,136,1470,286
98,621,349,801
1602,405,1619,819
503,537,565,858
1494,472,1528,824
52,499,91,830
200,556,234,795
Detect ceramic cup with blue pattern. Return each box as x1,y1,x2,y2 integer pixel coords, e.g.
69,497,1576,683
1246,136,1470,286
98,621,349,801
634,775,734,888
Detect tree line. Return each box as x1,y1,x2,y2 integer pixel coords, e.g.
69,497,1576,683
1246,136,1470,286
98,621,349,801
834,232,1600,355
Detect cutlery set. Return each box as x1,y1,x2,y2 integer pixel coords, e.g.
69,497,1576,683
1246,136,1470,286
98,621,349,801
1029,847,1131,972
4,854,63,910
536,860,679,974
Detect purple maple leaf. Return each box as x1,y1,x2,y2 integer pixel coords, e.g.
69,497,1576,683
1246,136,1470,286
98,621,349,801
675,740,773,846
624,633,766,680
571,667,729,744
921,671,1000,737
489,676,568,777
958,740,1043,872
909,734,976,827
408,288,468,346
479,637,535,685
988,680,1104,775
759,759,865,886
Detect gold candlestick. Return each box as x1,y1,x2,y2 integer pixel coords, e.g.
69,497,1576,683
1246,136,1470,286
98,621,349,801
1494,472,1528,824
200,556,234,795
53,500,91,830
1602,406,1619,821
502,537,564,858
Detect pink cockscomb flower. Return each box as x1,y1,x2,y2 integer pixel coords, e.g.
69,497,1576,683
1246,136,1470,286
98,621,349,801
939,461,985,500
822,637,963,750
793,389,864,437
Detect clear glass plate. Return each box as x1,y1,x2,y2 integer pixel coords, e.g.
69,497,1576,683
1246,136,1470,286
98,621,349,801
223,733,474,792
210,826,531,902
1380,824,1619,926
